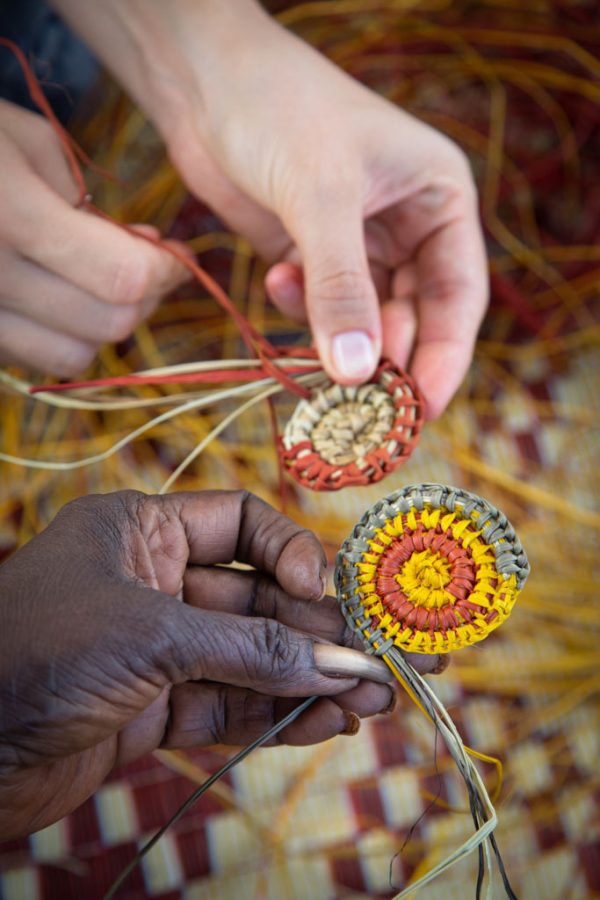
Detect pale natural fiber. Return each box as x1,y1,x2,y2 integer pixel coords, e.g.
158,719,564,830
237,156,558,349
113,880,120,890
280,363,424,490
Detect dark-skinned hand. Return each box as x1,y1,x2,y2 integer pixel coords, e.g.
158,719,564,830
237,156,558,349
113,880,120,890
0,490,443,840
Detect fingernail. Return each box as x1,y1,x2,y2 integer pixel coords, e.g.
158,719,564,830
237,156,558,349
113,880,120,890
314,644,393,684
431,654,451,675
382,686,398,715
331,331,377,381
341,711,361,736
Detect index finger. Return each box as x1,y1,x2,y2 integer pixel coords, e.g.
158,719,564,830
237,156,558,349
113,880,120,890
142,491,327,602
183,564,443,676
184,565,347,642
7,170,189,305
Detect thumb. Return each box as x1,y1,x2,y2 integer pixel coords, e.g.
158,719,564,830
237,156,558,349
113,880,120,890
154,601,377,696
289,193,381,384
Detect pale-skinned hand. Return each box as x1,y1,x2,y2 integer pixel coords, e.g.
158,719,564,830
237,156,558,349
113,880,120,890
0,99,190,375
51,0,489,417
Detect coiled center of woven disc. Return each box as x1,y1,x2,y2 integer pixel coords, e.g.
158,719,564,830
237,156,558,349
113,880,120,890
311,396,395,466
336,485,530,653
280,364,424,490
396,550,452,608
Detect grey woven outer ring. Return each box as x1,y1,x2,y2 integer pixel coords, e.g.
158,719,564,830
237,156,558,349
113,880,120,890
334,483,530,655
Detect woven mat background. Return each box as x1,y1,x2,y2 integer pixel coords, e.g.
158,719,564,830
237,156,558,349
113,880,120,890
1,1,599,897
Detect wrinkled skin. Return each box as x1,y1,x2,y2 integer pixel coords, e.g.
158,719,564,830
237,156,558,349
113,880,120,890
0,490,442,840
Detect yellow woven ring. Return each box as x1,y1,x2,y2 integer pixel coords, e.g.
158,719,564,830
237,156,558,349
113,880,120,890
334,484,530,654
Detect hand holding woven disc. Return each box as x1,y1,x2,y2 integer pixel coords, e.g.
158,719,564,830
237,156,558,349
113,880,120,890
335,484,530,654
0,490,400,840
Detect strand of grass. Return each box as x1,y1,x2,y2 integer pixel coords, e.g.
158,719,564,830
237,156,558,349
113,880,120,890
384,651,498,899
153,749,274,842
21,357,322,397
158,383,285,494
0,370,212,411
103,696,317,900
0,379,283,471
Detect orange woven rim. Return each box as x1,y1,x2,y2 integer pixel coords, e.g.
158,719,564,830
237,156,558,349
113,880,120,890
278,361,424,491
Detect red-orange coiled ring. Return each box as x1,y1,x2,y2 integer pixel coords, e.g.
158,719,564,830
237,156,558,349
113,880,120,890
279,362,424,491
335,484,530,654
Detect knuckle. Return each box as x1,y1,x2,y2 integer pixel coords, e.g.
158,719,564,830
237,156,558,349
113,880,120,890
33,115,56,145
102,304,141,343
52,494,108,540
245,511,304,574
310,267,374,308
114,490,156,544
49,497,110,556
142,601,191,679
129,497,189,583
54,494,94,525
47,342,97,377
250,618,301,686
248,571,270,618
284,157,358,217
439,140,477,192
250,574,290,621
108,254,150,305
309,172,356,208
421,273,471,305
54,490,140,538
206,684,230,745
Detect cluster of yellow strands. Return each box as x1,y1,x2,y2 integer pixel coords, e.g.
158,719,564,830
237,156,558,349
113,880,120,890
0,1,599,896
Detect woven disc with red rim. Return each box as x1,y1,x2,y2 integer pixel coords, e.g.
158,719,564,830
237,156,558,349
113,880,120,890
279,362,424,491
